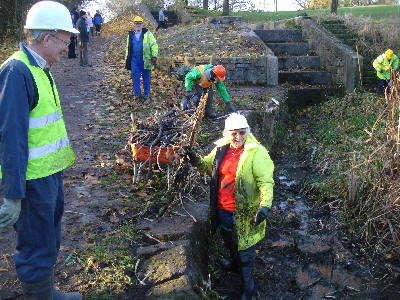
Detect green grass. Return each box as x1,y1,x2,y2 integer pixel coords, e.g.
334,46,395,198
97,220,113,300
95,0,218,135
187,4,400,23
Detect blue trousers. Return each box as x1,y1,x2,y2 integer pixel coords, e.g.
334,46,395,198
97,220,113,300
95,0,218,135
14,171,64,282
131,60,151,97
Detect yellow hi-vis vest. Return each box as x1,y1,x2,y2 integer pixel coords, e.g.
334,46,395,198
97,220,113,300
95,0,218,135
0,51,75,180
195,65,214,88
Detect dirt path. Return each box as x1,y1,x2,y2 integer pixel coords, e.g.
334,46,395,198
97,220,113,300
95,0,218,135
0,36,115,299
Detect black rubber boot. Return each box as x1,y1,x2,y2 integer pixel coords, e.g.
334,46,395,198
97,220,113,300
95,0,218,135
204,95,216,118
21,275,53,300
220,229,240,274
52,271,82,300
239,246,257,300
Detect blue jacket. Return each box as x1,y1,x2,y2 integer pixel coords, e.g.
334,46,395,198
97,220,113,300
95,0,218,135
93,13,103,25
0,43,40,198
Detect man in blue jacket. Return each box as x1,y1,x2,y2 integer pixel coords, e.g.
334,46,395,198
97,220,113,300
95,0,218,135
0,1,81,298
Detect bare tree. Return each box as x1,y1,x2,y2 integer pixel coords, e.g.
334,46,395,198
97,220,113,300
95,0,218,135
331,0,338,14
222,0,229,15
203,0,208,9
293,0,308,9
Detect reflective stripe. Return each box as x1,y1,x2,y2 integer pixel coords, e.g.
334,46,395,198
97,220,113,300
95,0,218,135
29,111,61,129
199,75,207,86
150,42,157,47
29,136,70,160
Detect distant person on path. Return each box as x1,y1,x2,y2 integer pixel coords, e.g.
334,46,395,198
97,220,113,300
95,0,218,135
183,64,236,118
70,6,79,26
156,7,168,31
76,10,91,66
68,14,78,58
0,1,80,299
125,16,158,100
184,113,274,300
373,49,399,95
93,10,104,36
86,11,94,37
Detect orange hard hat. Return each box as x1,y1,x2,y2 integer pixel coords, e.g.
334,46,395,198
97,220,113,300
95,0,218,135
212,65,226,81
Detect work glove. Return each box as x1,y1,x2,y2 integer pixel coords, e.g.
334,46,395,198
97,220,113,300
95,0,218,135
182,147,200,165
225,101,237,112
254,206,270,226
151,57,157,66
0,198,22,228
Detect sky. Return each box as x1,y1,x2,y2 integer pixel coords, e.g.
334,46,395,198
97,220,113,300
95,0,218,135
83,0,301,22
253,0,301,11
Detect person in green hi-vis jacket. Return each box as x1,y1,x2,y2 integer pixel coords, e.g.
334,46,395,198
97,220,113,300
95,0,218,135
373,49,399,95
183,64,237,118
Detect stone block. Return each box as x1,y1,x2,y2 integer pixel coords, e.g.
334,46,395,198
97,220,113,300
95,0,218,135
266,55,278,86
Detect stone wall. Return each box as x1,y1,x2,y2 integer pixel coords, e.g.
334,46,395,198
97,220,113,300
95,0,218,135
251,18,363,93
158,55,278,85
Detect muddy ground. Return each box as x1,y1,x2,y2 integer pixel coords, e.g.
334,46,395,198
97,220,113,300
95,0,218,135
1,35,399,299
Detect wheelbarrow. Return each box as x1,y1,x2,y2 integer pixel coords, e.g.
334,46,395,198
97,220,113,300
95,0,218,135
131,143,178,189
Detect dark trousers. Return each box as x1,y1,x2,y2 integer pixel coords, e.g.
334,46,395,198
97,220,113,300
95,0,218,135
79,40,89,65
194,84,214,114
378,78,390,95
68,36,77,58
95,24,101,35
14,172,64,282
217,208,256,297
156,20,167,31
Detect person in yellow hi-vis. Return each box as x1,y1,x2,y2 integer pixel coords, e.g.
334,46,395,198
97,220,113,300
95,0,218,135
0,1,81,298
373,49,399,95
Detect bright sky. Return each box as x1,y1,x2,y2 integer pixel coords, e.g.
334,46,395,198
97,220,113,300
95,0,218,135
83,0,301,22
254,0,301,11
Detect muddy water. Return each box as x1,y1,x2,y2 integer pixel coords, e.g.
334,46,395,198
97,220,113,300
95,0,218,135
213,152,388,299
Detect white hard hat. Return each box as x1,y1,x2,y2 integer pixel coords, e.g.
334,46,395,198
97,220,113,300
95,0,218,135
25,1,79,34
224,113,249,131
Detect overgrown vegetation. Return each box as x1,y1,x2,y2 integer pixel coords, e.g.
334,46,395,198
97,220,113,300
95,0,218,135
292,76,400,258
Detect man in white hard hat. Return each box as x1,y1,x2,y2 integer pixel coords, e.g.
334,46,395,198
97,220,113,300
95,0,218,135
0,1,81,299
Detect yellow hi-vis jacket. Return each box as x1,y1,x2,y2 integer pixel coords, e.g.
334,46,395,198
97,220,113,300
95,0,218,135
0,51,75,180
373,53,399,80
195,133,274,251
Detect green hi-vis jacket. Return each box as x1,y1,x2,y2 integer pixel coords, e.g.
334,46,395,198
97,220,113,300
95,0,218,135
194,133,274,251
0,51,75,180
125,29,158,71
185,64,230,103
373,53,399,80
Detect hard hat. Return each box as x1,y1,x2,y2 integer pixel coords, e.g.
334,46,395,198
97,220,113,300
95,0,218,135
25,1,79,34
212,65,226,81
386,49,394,59
224,113,249,131
133,16,144,23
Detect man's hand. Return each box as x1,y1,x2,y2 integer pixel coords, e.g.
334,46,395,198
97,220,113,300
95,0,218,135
254,206,270,226
0,198,22,228
151,57,157,66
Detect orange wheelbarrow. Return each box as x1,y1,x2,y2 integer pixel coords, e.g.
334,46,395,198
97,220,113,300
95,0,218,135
131,143,178,189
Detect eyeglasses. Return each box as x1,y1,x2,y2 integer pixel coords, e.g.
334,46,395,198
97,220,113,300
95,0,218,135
49,34,70,48
134,22,143,26
229,130,247,137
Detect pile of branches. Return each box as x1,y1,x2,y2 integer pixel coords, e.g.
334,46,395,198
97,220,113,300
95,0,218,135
128,108,192,148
